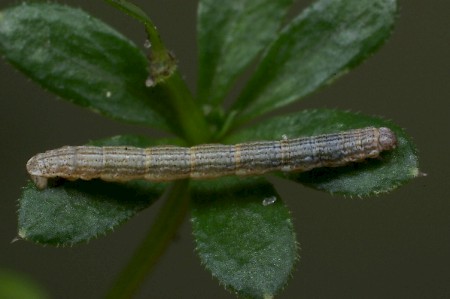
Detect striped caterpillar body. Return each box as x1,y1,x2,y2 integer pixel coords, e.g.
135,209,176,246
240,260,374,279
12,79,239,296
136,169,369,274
27,127,397,189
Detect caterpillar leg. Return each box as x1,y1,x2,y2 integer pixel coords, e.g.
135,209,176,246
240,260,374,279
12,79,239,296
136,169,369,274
31,175,48,189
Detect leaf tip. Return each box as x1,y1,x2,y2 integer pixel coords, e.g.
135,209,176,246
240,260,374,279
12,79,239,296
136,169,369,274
10,236,21,244
417,170,428,177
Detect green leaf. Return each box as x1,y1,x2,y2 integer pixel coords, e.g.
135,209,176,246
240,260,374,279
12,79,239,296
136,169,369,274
0,269,48,299
197,0,294,104
19,180,165,246
0,3,168,129
227,109,419,196
18,135,169,245
191,177,298,298
231,0,398,125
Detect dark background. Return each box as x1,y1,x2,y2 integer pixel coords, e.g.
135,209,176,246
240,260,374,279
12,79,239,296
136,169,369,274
1,0,449,298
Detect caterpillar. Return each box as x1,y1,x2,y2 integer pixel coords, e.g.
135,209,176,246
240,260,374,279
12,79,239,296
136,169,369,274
26,127,397,189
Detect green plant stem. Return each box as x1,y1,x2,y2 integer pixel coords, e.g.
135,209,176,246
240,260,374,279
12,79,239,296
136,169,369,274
163,71,211,144
105,180,191,299
103,0,211,144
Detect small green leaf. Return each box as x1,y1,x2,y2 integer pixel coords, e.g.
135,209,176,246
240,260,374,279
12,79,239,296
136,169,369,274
227,109,419,196
0,269,48,299
191,177,298,298
231,0,398,125
18,135,170,245
197,0,294,104
19,180,165,245
0,3,168,129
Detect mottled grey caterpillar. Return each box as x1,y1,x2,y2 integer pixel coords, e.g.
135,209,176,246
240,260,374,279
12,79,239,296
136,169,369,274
27,127,397,189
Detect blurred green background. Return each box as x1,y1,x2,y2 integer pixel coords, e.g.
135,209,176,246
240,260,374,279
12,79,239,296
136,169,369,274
0,0,449,298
